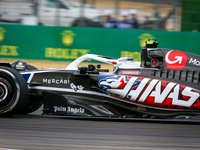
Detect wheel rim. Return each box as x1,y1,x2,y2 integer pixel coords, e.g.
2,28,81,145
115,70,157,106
0,71,19,113
0,82,9,102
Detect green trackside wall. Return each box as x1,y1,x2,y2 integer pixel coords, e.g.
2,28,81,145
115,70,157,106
181,0,200,32
0,24,200,61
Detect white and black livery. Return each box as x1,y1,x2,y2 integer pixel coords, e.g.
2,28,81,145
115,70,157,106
1,40,200,119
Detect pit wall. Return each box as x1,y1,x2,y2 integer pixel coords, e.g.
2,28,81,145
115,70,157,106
0,24,199,61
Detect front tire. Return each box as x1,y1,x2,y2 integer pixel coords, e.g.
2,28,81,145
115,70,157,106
0,66,28,117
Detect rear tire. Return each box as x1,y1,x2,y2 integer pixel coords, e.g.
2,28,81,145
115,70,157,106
0,66,28,117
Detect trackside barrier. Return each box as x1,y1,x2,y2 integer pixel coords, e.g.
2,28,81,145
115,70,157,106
0,24,199,61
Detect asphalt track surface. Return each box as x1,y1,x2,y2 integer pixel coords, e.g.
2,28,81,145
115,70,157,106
1,110,200,150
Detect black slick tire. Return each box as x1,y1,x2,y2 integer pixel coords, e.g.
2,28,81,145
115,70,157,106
0,66,28,117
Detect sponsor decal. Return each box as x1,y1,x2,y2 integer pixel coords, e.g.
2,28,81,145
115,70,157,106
67,106,85,114
43,78,70,84
189,58,200,66
45,30,90,59
0,45,19,56
151,58,159,67
70,83,84,91
61,30,76,46
0,27,19,56
54,106,67,113
165,50,187,70
0,27,6,42
121,71,139,75
98,75,200,109
45,48,90,59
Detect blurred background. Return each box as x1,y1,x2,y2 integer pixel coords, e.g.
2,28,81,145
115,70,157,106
0,0,199,32
0,0,199,64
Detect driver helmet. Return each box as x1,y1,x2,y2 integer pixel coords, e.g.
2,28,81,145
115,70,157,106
117,57,134,63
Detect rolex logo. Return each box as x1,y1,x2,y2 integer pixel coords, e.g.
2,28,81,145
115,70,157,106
61,30,76,46
138,33,155,47
0,27,6,42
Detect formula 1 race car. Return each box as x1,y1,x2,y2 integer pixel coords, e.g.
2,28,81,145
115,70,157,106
0,40,200,119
